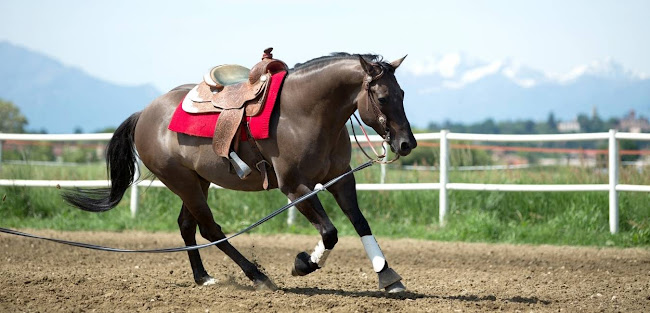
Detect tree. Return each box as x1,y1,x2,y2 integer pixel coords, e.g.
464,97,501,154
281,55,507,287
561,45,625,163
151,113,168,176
0,99,28,133
546,112,557,131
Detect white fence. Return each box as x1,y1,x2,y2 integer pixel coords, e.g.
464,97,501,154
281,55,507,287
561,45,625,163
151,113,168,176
1,130,649,234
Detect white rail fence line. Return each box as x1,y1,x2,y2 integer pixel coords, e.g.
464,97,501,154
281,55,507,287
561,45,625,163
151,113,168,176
1,130,649,234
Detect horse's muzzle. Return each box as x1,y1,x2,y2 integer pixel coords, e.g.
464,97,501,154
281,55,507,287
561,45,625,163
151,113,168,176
391,132,417,157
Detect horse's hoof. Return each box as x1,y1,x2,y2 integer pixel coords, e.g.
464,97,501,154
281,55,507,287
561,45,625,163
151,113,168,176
385,281,406,293
254,278,278,291
196,276,217,286
291,251,319,276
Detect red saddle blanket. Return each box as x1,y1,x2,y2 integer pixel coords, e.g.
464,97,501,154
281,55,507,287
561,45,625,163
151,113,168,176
168,71,287,139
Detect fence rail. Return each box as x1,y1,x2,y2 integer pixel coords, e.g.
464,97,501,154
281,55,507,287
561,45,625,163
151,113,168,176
1,130,649,234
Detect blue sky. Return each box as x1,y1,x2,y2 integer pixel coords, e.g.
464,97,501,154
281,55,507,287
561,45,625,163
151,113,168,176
1,0,649,91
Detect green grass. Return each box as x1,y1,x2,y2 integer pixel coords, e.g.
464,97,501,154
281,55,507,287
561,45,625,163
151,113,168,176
1,161,649,247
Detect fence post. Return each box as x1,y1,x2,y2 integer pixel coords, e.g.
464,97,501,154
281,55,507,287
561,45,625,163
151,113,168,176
608,129,619,234
439,129,449,226
0,140,3,171
287,199,296,225
380,141,388,184
129,160,140,218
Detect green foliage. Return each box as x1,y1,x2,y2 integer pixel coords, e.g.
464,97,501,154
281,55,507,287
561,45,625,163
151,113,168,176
60,146,102,163
2,144,55,162
95,126,117,133
620,140,640,162
0,99,28,133
1,163,649,247
400,141,492,167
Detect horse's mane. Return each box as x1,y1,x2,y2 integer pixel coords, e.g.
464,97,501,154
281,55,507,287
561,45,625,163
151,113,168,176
291,53,393,74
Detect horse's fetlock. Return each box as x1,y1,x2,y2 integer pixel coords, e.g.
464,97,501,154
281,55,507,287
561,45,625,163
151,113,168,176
322,227,338,249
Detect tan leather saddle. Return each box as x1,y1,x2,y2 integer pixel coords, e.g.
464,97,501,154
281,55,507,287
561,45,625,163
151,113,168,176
182,48,288,160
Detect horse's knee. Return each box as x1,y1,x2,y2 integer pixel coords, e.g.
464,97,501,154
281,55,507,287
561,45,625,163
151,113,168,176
177,211,197,238
321,226,338,249
198,223,224,242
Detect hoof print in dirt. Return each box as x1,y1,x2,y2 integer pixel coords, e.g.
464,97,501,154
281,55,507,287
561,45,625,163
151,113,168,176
254,278,279,291
196,276,217,286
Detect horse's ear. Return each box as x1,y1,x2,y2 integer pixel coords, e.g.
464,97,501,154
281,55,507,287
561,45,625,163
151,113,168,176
358,55,374,75
390,55,408,70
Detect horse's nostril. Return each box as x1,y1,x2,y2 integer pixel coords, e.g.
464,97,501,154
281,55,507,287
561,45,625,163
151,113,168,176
400,141,411,152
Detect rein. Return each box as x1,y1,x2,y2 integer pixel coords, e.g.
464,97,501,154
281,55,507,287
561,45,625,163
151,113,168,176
0,161,373,253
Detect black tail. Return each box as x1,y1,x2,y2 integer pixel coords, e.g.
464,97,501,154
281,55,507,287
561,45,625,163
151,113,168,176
62,112,141,212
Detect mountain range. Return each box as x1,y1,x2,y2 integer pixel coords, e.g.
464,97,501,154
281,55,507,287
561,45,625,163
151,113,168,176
1,41,649,133
398,53,650,127
0,41,159,133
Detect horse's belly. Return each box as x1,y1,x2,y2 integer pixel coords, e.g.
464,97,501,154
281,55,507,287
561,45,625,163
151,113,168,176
189,143,277,192
194,161,275,192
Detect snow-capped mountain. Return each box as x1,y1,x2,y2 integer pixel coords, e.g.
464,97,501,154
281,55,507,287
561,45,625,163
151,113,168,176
1,41,648,133
398,53,650,127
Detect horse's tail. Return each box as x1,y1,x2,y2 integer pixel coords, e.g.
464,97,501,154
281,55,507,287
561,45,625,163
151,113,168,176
62,112,141,212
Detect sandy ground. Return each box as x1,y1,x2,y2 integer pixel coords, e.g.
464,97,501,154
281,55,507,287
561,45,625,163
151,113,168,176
1,230,649,312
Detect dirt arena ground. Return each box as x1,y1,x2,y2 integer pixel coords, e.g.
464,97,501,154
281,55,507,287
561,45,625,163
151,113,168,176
1,230,649,312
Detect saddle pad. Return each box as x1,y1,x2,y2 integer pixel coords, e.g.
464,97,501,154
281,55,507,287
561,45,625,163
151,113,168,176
168,71,287,139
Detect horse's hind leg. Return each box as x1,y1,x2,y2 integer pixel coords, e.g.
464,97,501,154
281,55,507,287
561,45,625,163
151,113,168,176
192,200,277,291
327,170,406,293
178,204,214,285
162,170,277,290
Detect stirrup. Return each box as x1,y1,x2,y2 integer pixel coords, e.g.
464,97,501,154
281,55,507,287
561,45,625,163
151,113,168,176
229,151,252,179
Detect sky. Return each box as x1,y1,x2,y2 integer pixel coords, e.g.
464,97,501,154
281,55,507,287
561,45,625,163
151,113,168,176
1,0,649,92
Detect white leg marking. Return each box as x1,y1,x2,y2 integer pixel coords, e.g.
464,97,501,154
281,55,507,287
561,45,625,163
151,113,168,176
309,240,331,268
361,235,386,272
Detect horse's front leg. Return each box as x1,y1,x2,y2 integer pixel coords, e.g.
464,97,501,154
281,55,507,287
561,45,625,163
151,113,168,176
327,170,406,293
283,184,338,277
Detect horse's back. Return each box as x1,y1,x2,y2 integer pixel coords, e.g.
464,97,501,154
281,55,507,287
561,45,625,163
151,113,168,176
169,84,196,93
134,87,199,177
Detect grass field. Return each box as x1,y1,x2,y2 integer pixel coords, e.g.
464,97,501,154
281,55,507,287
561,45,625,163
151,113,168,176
1,156,649,248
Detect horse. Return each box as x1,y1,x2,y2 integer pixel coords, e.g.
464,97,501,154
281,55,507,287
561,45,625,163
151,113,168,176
63,52,417,293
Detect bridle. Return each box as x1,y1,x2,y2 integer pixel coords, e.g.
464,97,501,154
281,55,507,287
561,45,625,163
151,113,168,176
362,68,389,138
350,64,400,164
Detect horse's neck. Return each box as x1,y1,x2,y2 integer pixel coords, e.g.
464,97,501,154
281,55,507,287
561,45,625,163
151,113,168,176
284,60,364,133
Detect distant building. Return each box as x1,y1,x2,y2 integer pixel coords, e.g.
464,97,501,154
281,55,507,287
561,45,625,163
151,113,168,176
557,120,581,133
618,110,650,133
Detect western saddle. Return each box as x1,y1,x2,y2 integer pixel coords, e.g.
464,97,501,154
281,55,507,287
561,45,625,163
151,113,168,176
181,48,288,179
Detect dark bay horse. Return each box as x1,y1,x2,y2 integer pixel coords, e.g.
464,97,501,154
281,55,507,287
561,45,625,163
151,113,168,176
63,53,417,293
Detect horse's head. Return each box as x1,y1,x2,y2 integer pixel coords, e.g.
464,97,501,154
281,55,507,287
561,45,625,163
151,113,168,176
357,55,417,156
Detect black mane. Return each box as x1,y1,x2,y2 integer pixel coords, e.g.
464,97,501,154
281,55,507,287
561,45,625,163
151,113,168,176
291,52,392,74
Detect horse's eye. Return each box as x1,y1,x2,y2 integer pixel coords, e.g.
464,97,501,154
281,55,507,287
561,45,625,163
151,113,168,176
378,97,388,104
